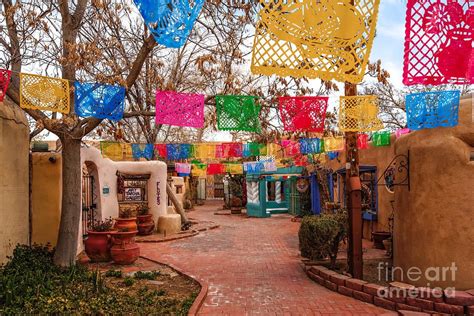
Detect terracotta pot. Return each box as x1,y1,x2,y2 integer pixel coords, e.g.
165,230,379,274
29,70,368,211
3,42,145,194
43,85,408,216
114,217,137,232
372,231,391,250
137,214,155,236
110,230,140,265
84,231,112,262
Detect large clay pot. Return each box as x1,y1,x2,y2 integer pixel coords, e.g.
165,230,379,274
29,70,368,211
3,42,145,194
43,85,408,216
84,231,112,262
110,230,140,265
114,217,138,232
137,214,155,236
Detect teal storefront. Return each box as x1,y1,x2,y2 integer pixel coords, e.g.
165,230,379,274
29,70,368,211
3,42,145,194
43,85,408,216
245,166,303,218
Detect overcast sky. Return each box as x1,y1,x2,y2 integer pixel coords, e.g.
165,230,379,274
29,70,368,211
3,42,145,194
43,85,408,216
371,0,406,87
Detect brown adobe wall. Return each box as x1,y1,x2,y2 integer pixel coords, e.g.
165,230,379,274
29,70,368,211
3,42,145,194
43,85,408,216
393,96,474,290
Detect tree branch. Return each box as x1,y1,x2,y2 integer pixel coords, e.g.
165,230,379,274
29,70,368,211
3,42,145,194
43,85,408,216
74,34,157,138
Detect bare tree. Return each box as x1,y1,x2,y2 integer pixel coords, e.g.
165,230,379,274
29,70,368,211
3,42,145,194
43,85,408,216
0,0,328,266
1,0,156,266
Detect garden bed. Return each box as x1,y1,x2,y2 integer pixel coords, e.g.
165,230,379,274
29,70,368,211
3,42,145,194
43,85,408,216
0,245,200,315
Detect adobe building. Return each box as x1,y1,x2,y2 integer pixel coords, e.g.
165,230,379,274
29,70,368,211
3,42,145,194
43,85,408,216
0,100,29,263
323,95,474,289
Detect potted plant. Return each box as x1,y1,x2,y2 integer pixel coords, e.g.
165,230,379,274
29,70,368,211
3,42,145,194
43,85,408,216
115,207,137,232
84,217,114,262
110,229,140,265
230,196,243,214
137,205,154,236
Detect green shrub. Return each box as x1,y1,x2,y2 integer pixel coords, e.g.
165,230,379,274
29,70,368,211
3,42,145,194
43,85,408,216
123,277,135,287
134,270,160,280
0,244,197,314
104,269,122,278
298,210,348,268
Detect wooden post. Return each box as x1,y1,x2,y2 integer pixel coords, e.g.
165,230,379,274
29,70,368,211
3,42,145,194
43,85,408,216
344,82,363,279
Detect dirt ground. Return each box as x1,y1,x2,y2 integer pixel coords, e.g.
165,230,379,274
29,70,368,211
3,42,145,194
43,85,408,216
83,256,201,304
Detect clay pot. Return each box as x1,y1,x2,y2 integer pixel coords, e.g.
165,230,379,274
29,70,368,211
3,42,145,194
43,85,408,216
114,217,138,232
84,231,112,262
372,231,391,250
137,214,155,236
110,230,140,265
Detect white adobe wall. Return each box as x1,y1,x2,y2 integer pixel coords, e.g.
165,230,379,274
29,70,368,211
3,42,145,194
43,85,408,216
78,146,168,253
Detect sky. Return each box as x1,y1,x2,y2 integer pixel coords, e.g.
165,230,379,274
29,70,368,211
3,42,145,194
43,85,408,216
370,0,406,88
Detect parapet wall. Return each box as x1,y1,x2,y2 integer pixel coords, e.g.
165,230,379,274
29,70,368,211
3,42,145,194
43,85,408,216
0,100,29,263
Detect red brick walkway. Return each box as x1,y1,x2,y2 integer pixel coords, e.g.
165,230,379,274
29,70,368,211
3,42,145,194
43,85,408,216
140,201,393,315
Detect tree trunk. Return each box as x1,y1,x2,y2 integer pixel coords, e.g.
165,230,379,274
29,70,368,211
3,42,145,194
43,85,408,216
53,136,82,266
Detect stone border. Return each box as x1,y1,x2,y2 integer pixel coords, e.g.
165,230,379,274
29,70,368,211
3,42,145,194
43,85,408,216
140,256,209,316
303,264,474,315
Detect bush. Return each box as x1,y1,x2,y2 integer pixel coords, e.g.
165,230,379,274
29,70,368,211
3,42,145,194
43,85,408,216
134,270,160,280
298,210,348,268
105,269,122,278
0,244,196,314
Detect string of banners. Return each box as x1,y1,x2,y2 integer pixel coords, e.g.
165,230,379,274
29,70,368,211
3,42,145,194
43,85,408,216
131,0,474,87
99,131,403,164
0,0,468,137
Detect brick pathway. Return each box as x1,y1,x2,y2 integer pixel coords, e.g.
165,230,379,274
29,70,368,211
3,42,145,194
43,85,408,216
140,201,393,315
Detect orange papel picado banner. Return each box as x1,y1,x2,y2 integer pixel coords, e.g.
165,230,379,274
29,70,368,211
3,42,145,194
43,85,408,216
251,0,381,83
339,95,383,132
20,73,70,113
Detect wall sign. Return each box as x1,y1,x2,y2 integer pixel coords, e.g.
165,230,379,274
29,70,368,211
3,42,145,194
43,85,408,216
102,185,110,196
156,181,161,205
124,187,142,201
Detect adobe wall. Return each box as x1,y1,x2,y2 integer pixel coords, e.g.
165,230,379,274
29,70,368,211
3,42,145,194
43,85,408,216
81,146,168,236
31,152,62,246
0,100,29,263
324,137,396,239
30,146,169,255
393,97,474,289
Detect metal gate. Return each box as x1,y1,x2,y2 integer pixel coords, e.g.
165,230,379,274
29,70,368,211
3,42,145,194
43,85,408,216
289,178,301,216
82,173,97,238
